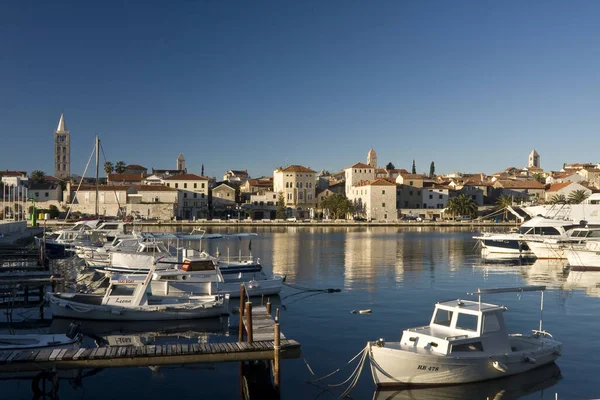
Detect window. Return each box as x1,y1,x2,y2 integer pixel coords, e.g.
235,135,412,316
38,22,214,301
429,195,433,199
451,342,483,352
456,313,479,332
184,183,187,188
194,183,197,188
382,190,386,194
433,309,453,327
184,201,188,206
439,194,443,199
409,181,413,185
409,190,413,196
35,192,39,197
183,193,187,198
175,183,179,189
299,193,303,200
45,192,49,197
483,314,501,333
167,183,170,187
201,194,205,198
382,203,385,207
193,193,197,198
201,183,205,189
109,285,136,296
226,193,230,197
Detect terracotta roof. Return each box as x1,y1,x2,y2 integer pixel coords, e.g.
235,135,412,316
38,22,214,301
163,173,210,181
245,179,273,187
1,170,27,177
584,168,600,173
346,162,372,170
526,166,543,171
279,165,316,173
108,173,146,181
495,180,545,189
28,183,58,190
355,178,396,187
78,185,132,191
227,170,248,175
546,182,572,193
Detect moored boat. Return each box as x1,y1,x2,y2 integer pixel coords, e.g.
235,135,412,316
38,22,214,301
368,286,561,387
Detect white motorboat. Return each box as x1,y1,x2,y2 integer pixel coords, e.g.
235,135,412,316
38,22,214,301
369,286,561,387
101,241,179,272
47,261,230,321
0,323,81,350
474,216,579,257
564,240,600,271
151,256,283,297
525,226,600,260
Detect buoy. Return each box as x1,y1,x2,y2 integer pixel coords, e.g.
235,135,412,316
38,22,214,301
492,360,508,373
359,309,372,314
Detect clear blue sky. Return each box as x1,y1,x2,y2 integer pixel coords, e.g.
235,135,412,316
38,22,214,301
2,1,600,179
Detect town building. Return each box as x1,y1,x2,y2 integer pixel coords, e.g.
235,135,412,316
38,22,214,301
347,178,397,221
163,173,210,219
492,180,546,203
223,170,250,182
273,165,316,219
544,182,592,203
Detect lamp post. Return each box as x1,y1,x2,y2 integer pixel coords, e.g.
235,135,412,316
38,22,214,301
236,205,242,220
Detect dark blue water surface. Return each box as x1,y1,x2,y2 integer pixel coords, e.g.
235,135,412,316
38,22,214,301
2,226,598,399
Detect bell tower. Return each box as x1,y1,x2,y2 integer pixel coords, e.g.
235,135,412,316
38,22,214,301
54,113,70,180
177,153,186,171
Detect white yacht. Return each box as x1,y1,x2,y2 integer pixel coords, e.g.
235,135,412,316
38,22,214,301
369,286,561,387
526,226,600,260
474,216,578,257
564,240,600,271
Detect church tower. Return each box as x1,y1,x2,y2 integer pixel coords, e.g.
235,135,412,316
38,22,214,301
177,153,186,171
528,149,540,168
367,148,377,168
54,113,70,180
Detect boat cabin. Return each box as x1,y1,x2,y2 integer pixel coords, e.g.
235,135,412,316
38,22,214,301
400,299,510,356
103,274,150,306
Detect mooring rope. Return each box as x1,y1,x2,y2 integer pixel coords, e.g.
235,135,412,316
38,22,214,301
283,282,341,293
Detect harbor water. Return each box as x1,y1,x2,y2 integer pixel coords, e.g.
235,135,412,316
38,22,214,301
2,226,598,399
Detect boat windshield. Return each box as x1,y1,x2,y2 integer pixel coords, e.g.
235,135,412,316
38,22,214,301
455,313,479,332
432,309,453,327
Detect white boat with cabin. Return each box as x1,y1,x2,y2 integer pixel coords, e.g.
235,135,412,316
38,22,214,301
525,226,600,260
564,240,600,271
474,216,579,257
151,256,283,298
369,286,561,387
47,261,229,321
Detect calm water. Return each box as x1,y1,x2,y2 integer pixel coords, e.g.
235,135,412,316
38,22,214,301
3,226,599,399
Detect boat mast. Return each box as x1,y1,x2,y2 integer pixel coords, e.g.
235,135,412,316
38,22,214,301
95,136,99,218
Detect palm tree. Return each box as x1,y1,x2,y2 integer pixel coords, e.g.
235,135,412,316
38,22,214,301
104,161,114,175
549,193,566,204
568,190,589,204
114,161,126,174
30,170,46,183
446,194,477,218
495,194,513,221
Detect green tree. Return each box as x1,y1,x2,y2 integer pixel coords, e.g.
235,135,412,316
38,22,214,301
446,194,477,218
533,173,545,184
568,190,589,204
429,161,435,178
276,192,286,219
385,162,395,170
115,161,126,174
104,161,114,175
549,193,566,204
495,194,514,221
49,204,59,219
30,170,46,183
411,160,416,174
320,193,353,219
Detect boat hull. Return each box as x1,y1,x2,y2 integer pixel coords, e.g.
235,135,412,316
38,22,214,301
369,336,561,387
150,278,282,298
478,238,534,256
47,293,229,321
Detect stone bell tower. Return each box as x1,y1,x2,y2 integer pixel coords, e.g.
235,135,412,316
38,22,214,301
54,113,70,180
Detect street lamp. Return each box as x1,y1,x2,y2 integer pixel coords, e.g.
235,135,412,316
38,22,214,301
236,205,242,220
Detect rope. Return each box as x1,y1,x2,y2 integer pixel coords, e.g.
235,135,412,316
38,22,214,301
283,282,341,293
310,345,368,382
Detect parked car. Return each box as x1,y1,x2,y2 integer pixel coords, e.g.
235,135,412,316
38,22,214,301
456,215,473,222
286,217,297,222
353,216,367,222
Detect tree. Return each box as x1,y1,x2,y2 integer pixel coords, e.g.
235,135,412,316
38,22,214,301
276,192,286,219
411,160,416,174
533,173,545,184
495,194,513,221
103,161,114,175
446,194,477,218
320,193,353,220
385,162,395,170
114,161,126,174
429,161,435,178
568,190,589,204
549,193,566,204
30,170,46,183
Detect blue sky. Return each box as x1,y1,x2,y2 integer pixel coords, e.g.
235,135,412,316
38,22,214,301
1,1,600,179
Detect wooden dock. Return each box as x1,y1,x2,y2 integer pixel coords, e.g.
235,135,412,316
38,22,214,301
0,339,301,373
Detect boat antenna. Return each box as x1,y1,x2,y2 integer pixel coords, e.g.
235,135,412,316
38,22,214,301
539,290,544,332
95,135,100,218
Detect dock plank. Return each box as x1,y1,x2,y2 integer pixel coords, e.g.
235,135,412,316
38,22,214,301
72,348,86,360
35,349,54,362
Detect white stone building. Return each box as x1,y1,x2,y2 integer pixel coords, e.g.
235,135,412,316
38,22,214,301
544,182,592,203
162,173,210,219
344,163,375,194
273,165,316,219
347,178,397,221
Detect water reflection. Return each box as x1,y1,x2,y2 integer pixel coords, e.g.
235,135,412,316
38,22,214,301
373,362,562,400
565,270,600,297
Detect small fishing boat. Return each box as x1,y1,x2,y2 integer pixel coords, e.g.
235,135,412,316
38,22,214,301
0,323,81,350
369,286,561,387
47,262,229,321
151,256,283,297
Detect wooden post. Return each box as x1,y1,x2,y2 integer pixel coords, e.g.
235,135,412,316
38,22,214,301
238,284,245,342
245,301,253,343
275,307,279,323
261,294,264,306
266,298,271,314
273,323,281,392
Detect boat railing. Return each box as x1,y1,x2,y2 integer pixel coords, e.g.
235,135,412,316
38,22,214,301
444,334,469,341
406,326,429,332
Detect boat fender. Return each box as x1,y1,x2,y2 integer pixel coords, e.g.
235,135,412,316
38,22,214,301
525,356,537,364
428,342,438,348
492,360,508,373
358,309,372,314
